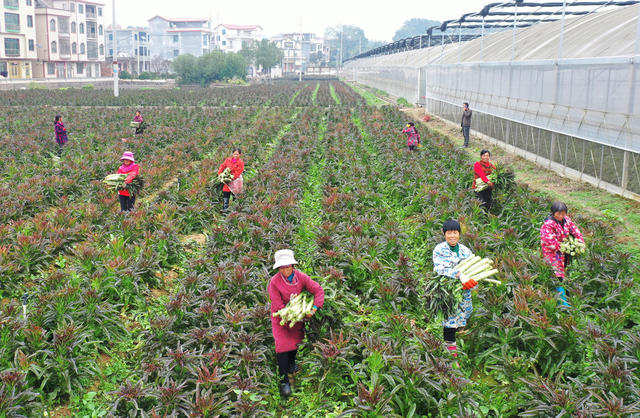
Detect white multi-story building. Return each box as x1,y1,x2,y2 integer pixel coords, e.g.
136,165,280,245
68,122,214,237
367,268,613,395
33,0,106,78
272,32,329,74
148,15,210,61
106,26,150,75
211,23,262,53
0,0,37,79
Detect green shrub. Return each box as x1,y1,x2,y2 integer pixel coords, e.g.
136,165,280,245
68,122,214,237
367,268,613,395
82,84,94,89
28,82,46,90
119,70,133,80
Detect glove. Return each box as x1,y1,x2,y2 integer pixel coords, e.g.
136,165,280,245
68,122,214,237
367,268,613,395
459,273,478,290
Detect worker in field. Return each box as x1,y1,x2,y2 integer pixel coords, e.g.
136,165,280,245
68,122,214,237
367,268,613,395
472,149,496,211
54,115,68,157
402,121,421,151
433,219,477,364
461,102,472,148
116,151,140,212
268,249,324,397
132,110,146,136
540,202,585,306
217,148,244,213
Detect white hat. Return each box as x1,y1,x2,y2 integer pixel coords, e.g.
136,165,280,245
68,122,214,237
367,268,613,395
273,249,298,269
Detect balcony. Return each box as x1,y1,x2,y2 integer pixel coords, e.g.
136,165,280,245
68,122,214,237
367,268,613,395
3,0,18,9
85,6,97,20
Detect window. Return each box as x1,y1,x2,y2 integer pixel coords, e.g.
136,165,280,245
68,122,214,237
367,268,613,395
222,40,226,46
59,39,70,55
87,40,97,58
47,62,55,75
203,34,208,45
77,62,83,73
229,41,233,49
99,44,103,55
9,63,19,77
78,4,83,13
4,38,19,56
98,25,102,36
173,35,178,42
108,33,112,40
72,42,77,53
0,62,7,77
221,29,226,35
27,15,33,28
173,49,179,57
80,42,85,54
58,16,69,33
24,63,30,77
134,34,137,41
71,22,76,33
70,2,75,12
28,39,34,51
5,13,20,32
50,18,56,32
79,23,84,34
51,41,57,53
3,0,19,9
98,7,102,16
109,48,112,56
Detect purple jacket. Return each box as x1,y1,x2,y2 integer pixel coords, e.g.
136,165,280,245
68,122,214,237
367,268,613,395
55,122,68,145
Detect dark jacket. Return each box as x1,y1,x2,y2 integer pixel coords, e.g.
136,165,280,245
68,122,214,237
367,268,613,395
461,109,472,127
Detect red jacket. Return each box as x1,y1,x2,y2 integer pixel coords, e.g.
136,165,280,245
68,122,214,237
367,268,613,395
117,164,140,197
218,158,244,193
268,270,324,353
472,161,495,189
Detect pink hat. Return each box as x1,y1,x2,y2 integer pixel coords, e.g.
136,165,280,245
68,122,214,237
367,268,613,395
120,151,135,163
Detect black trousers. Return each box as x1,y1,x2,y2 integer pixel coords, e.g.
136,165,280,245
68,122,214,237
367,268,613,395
408,145,417,151
443,327,457,344
276,350,297,383
475,188,492,211
119,195,135,212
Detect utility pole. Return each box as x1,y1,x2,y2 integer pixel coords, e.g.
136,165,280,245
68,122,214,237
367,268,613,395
299,18,302,82
339,25,343,68
112,0,118,96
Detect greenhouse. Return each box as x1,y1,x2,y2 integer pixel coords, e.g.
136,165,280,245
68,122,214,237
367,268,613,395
343,2,640,198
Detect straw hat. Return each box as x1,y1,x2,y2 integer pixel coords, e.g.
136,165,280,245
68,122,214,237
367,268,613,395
273,249,298,269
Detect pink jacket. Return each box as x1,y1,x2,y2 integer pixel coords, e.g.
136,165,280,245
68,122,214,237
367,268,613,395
402,126,420,147
540,215,584,278
268,270,324,353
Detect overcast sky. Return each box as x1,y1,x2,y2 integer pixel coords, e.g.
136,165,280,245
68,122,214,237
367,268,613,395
107,0,491,42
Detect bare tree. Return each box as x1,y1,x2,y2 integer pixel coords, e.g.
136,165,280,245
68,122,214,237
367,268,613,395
150,55,171,74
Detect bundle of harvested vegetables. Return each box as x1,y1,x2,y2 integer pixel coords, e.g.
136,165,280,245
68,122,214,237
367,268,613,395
273,292,315,328
475,172,497,192
425,256,501,318
560,235,586,256
217,167,234,184
102,173,145,196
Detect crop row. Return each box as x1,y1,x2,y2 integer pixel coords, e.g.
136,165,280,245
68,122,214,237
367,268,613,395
0,81,365,107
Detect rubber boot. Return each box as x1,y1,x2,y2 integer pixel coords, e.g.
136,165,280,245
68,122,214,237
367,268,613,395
279,378,291,397
222,197,229,213
556,286,570,307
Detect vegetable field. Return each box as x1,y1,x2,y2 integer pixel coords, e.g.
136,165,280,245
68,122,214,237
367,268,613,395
0,80,639,416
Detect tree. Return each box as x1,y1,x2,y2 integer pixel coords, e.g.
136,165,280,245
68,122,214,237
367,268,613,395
172,51,248,86
254,39,283,75
150,55,171,74
392,18,441,41
324,25,382,66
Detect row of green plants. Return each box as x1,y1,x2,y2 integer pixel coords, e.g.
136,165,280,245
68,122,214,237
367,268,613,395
0,81,364,108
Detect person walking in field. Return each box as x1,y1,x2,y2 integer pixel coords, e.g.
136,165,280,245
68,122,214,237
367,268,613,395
54,115,68,157
402,122,421,151
268,249,324,397
461,102,472,148
433,219,477,364
132,110,146,136
472,149,496,211
217,148,244,213
116,151,140,212
540,202,584,306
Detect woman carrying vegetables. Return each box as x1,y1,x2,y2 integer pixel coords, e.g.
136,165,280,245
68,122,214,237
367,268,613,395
472,149,496,211
433,219,477,362
540,201,584,306
54,115,68,157
268,249,324,397
117,151,140,212
217,148,244,213
132,110,146,136
402,122,421,151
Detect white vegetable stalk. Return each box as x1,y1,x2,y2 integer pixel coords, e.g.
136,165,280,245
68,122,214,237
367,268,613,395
457,256,501,285
273,292,315,327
